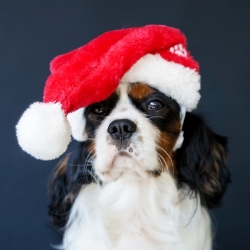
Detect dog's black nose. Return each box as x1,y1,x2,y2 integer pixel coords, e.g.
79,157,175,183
108,119,136,141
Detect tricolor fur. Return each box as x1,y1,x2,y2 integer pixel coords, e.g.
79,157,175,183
48,83,230,250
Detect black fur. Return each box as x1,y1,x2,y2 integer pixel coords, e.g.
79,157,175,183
176,113,231,209
48,141,95,229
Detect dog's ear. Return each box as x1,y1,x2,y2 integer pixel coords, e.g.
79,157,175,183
48,141,94,229
176,113,231,209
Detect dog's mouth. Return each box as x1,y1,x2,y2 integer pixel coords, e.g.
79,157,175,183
95,147,150,182
118,151,131,158
94,124,161,182
111,148,137,168
116,148,162,173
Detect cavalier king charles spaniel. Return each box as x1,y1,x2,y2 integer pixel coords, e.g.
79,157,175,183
48,82,230,250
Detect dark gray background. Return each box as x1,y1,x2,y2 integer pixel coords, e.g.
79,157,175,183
1,1,249,249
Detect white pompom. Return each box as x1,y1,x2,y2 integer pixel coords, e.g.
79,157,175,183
16,102,71,160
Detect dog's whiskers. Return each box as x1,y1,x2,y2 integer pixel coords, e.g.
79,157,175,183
84,147,95,165
159,137,170,145
155,144,174,174
76,146,100,184
157,154,166,173
157,153,170,174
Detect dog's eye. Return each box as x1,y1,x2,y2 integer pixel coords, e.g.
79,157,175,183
148,100,163,111
91,105,105,115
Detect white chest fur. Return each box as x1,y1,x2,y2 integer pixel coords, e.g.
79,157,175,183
62,173,212,250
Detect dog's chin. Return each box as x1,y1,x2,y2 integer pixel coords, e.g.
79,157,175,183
95,152,153,183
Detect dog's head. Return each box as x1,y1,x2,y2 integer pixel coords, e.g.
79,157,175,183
85,82,182,182
48,81,230,229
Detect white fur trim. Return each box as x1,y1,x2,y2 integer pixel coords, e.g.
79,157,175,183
121,54,201,111
16,102,71,160
173,106,186,151
67,108,87,141
180,106,186,127
173,131,184,151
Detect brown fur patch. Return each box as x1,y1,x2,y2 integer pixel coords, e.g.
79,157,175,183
156,121,181,175
88,141,96,158
212,143,227,174
202,142,227,194
129,82,154,99
55,153,71,176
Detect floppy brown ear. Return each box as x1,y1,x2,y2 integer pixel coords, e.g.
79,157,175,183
176,113,231,209
48,141,95,229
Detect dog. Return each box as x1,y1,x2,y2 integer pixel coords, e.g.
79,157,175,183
14,25,231,250
48,82,230,250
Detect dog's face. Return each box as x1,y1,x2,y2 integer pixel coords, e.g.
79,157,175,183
84,82,182,182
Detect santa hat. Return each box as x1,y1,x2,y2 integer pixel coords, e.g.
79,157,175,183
16,24,201,160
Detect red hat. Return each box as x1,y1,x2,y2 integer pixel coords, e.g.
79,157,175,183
16,25,200,160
